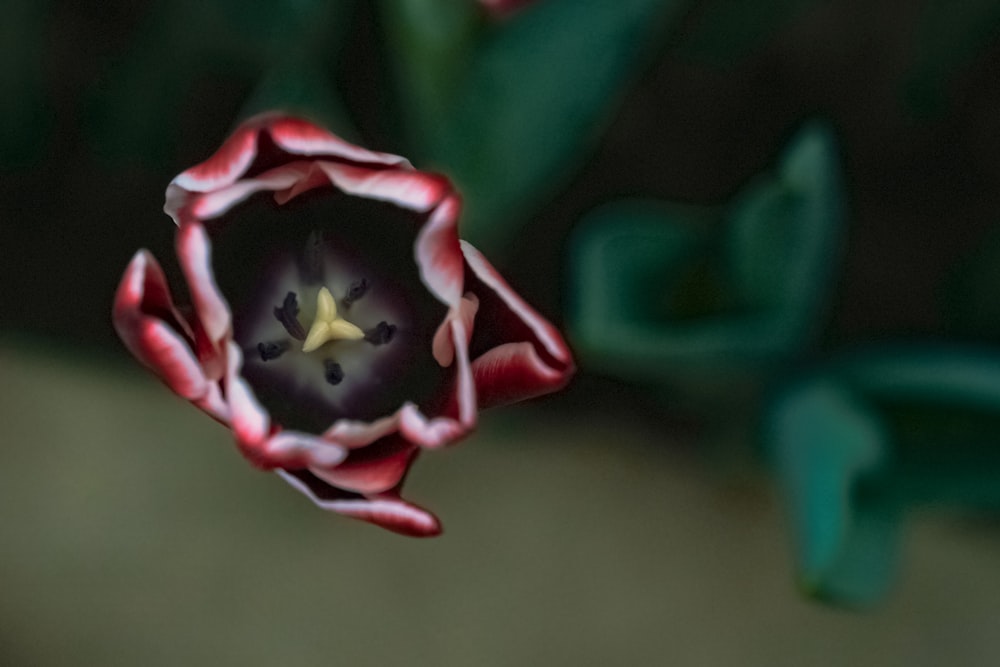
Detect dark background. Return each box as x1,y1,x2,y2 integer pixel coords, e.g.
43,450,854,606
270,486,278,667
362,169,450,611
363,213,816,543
7,2,1000,351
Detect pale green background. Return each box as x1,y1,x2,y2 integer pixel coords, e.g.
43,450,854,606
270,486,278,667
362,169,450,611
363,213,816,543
3,339,999,665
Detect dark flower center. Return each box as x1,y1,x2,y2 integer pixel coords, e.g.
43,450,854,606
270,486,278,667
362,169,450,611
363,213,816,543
212,190,450,433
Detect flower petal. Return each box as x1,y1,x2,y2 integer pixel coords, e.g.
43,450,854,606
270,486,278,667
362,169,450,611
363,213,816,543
176,221,231,358
399,403,471,449
309,438,416,494
276,469,442,537
315,161,451,213
113,251,207,401
471,342,571,408
323,412,408,449
417,194,465,307
189,163,311,220
267,116,410,167
462,240,573,369
170,123,258,193
224,341,272,466
433,294,479,367
264,430,349,469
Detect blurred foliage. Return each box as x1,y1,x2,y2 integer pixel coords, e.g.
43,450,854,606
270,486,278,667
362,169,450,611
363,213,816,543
567,122,843,400
766,347,1000,605
87,0,350,164
767,378,898,606
383,0,689,251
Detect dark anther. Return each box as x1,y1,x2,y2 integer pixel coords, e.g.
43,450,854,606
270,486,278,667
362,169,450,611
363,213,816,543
342,278,369,309
273,291,306,340
257,340,290,361
364,321,397,346
324,359,345,385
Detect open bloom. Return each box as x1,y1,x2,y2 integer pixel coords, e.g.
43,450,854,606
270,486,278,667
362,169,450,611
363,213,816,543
113,113,573,536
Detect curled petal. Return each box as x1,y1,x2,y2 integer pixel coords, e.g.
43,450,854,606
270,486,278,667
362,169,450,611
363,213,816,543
264,431,349,469
323,410,417,449
323,402,472,452
462,240,572,369
276,469,442,537
267,116,410,167
399,403,471,449
471,342,571,408
170,124,258,194
433,293,479,367
113,251,207,400
190,163,311,220
224,341,272,466
309,438,417,494
417,194,465,308
315,161,451,213
449,313,477,428
176,222,231,362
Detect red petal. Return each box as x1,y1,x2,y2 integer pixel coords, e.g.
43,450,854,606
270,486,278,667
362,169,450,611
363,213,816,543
224,341,272,466
399,403,471,449
462,241,572,368
113,251,208,401
417,194,465,307
171,124,258,193
309,438,417,494
261,430,349,469
433,294,479,367
471,342,571,408
267,116,410,167
176,222,231,355
276,469,442,537
315,161,451,213
190,163,311,220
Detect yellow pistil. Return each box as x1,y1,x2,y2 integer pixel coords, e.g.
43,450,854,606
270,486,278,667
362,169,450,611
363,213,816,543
301,286,364,352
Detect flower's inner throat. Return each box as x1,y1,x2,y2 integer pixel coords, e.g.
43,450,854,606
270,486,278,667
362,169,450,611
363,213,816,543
223,195,450,433
256,284,397,387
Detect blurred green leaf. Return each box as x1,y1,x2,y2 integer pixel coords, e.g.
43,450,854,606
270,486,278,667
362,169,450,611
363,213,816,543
904,0,1000,115
0,0,54,167
767,346,1000,605
379,0,483,151
766,378,898,606
676,0,825,66
570,201,711,330
87,0,352,164
840,345,1000,411
567,122,843,392
386,0,689,252
726,121,842,325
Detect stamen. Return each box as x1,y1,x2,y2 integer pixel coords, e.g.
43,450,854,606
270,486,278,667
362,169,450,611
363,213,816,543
364,321,397,346
274,292,307,341
343,278,368,308
257,340,290,361
324,359,345,385
302,287,365,352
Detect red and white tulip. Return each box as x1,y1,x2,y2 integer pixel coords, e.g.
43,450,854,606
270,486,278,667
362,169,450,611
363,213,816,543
113,113,573,536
